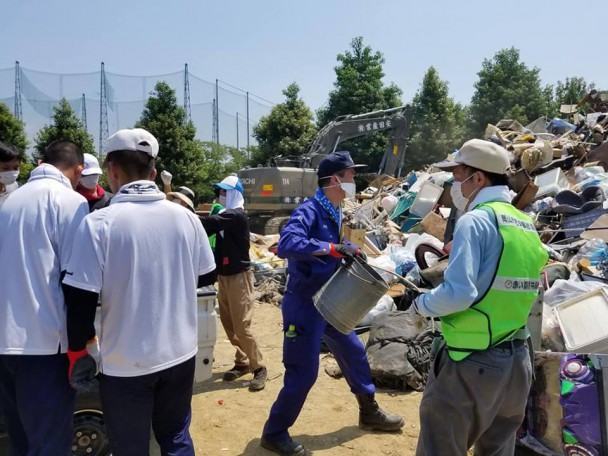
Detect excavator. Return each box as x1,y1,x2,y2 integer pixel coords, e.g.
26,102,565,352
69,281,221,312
240,105,412,234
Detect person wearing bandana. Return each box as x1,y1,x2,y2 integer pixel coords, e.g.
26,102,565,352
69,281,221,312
260,151,404,456
76,153,112,212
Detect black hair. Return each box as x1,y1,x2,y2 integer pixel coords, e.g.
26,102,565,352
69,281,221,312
318,169,347,188
104,150,154,181
0,141,20,163
463,165,511,189
43,140,84,169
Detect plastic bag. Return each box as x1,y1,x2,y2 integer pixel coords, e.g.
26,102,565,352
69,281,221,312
359,295,396,327
570,238,608,268
368,255,397,284
543,278,605,308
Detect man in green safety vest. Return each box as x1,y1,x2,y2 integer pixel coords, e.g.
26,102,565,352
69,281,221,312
409,139,548,455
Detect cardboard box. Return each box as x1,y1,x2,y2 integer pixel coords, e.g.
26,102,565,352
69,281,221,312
419,211,447,240
343,226,367,250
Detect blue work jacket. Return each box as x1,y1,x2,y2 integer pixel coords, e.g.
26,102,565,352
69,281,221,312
277,197,356,299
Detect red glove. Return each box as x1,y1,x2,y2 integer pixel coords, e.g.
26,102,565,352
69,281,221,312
329,243,365,260
67,349,98,391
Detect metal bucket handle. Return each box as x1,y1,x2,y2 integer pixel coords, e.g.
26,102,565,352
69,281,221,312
357,256,422,293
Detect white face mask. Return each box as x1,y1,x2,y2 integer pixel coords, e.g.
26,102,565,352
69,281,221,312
80,174,100,190
219,195,227,207
450,173,479,212
0,170,19,186
333,177,356,198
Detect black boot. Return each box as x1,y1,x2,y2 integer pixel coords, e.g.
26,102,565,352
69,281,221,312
260,436,306,455
356,394,404,432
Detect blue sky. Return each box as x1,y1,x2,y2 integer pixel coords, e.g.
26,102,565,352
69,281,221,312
1,0,606,112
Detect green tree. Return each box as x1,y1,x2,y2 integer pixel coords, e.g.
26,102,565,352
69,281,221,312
468,48,552,137
34,98,95,161
251,83,317,166
553,77,594,115
0,102,32,183
317,37,402,169
0,102,28,156
136,82,207,202
405,67,467,172
199,141,248,201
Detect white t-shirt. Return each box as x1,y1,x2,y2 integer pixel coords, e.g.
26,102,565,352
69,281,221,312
64,180,215,377
0,181,19,209
0,164,88,354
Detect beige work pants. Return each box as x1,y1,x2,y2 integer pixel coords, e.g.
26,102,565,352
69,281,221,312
217,270,264,370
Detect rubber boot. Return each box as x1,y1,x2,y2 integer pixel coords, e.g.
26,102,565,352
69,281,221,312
356,394,405,432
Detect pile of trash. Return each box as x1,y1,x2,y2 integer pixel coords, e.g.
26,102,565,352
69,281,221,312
247,233,287,306
323,91,608,405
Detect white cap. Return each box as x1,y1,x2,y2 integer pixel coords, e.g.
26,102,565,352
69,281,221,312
434,139,510,175
106,128,159,158
213,175,244,193
82,153,102,176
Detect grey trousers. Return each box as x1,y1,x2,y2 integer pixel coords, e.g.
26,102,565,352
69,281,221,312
416,342,532,456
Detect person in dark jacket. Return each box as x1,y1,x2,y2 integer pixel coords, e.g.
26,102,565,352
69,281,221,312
76,153,112,211
199,175,267,392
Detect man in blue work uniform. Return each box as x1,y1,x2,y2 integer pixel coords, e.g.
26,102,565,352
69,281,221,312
410,139,548,455
260,151,404,456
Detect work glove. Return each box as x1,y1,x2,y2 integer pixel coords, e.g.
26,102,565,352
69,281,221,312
68,348,99,392
160,170,172,185
329,243,366,261
401,288,422,311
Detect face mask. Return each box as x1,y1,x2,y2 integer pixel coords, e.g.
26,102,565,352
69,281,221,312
171,199,183,206
80,174,100,190
0,170,19,186
219,195,227,207
450,173,479,212
334,177,356,198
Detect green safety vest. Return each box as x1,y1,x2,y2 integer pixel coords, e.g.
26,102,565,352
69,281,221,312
441,201,548,361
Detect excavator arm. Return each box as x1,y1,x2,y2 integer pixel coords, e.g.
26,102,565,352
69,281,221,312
306,105,413,176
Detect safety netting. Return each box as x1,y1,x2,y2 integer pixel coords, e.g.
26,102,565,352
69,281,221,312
0,64,273,153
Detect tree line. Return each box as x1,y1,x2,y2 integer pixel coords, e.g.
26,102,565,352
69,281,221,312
0,37,596,201
252,38,595,173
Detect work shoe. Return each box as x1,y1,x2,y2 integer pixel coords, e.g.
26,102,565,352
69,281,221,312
260,436,306,455
222,364,250,381
249,366,267,391
356,393,405,432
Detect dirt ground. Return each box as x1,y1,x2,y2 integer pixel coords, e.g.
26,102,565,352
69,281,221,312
188,301,423,456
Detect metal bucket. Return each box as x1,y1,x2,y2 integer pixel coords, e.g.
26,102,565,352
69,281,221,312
313,257,390,334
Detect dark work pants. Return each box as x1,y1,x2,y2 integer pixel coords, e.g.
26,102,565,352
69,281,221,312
0,353,75,456
99,356,196,456
416,343,532,456
262,294,375,443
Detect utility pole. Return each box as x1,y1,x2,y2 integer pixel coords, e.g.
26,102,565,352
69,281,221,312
81,93,87,131
99,62,109,156
215,79,219,145
236,112,240,150
246,91,250,151
183,63,192,122
14,61,22,121
211,99,217,144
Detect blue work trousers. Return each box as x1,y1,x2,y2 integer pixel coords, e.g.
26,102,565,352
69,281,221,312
99,356,196,456
263,294,375,442
0,353,75,456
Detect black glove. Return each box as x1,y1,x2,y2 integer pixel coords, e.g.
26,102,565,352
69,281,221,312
400,289,422,311
68,351,99,392
330,243,366,261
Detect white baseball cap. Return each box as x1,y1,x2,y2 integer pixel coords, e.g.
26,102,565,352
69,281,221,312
82,153,102,176
434,139,510,175
213,175,244,193
106,128,159,158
